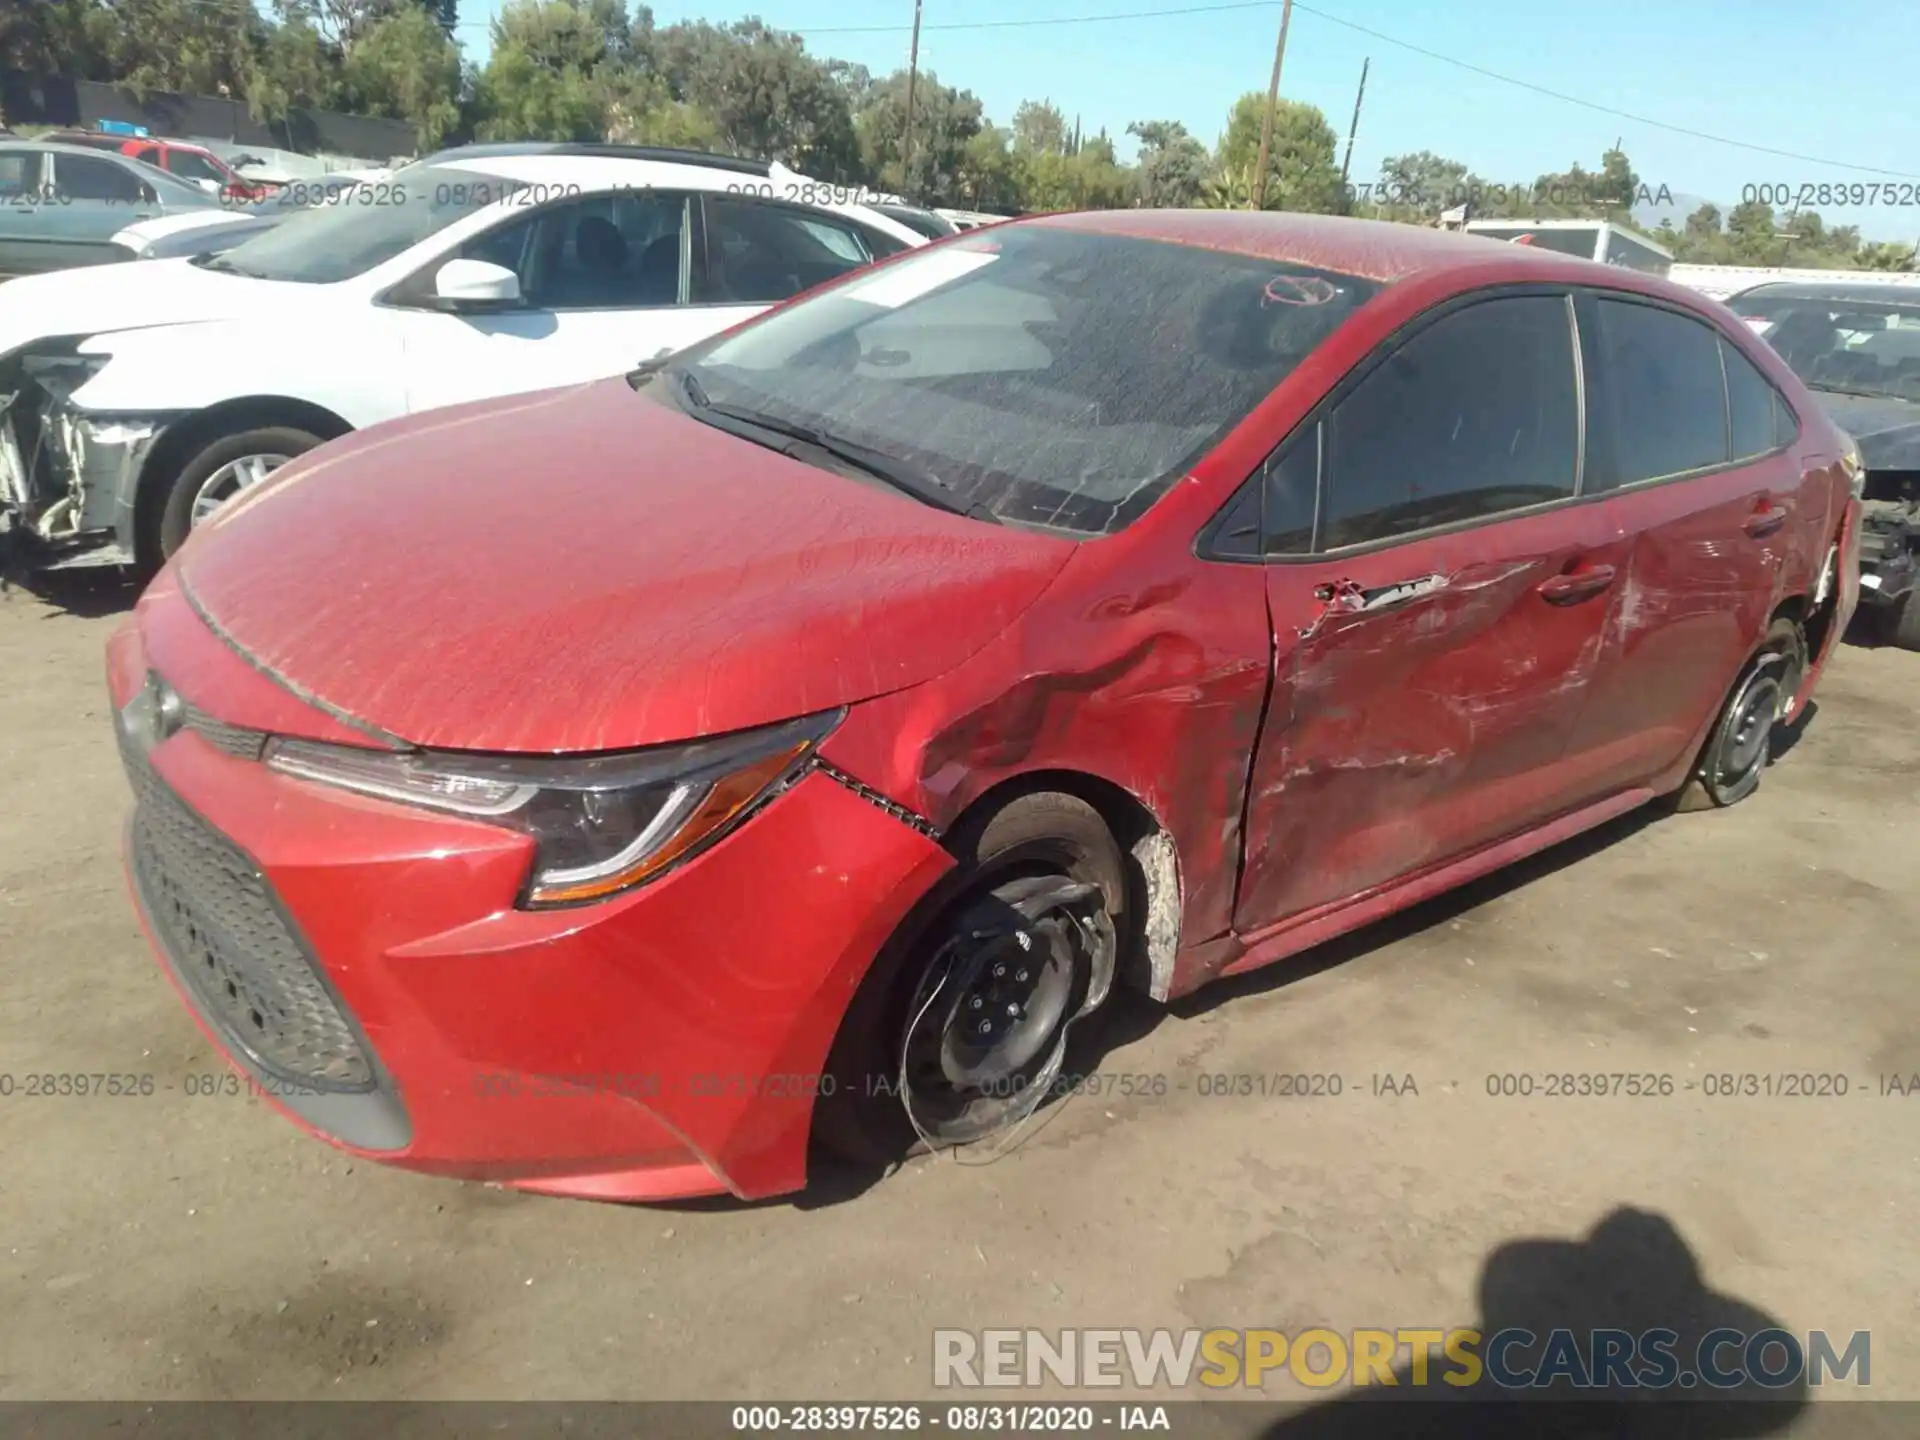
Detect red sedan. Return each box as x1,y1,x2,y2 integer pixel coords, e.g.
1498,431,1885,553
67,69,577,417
108,211,1861,1203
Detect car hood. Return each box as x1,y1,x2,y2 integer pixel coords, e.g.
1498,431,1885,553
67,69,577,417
1809,390,1920,470
175,379,1077,753
0,259,312,357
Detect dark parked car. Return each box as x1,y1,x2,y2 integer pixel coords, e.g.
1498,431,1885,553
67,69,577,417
110,212,1858,1204
1727,280,1920,647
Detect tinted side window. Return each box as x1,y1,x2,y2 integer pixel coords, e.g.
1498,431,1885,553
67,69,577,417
1321,296,1579,550
1263,423,1318,554
0,151,40,196
466,192,687,309
1594,298,1728,488
57,154,145,202
699,197,877,304
1723,340,1780,462
1772,391,1799,449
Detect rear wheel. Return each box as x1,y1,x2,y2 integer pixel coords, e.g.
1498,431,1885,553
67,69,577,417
1891,591,1920,652
157,425,322,559
1673,618,1804,810
813,792,1126,1165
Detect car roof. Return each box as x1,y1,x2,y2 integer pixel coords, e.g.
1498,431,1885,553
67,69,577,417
1023,208,1701,293
5,139,214,193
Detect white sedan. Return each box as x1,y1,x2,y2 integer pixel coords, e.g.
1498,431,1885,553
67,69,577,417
0,145,925,570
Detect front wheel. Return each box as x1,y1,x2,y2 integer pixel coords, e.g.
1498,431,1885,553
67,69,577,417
813,792,1127,1166
157,425,322,559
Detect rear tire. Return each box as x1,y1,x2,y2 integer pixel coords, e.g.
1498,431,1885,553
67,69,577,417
157,425,322,560
812,792,1126,1168
1671,618,1804,811
1892,591,1920,652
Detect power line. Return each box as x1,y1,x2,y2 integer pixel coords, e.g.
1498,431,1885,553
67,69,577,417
124,0,1920,181
788,0,1920,180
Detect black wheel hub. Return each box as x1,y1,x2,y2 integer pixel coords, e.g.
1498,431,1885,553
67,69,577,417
898,874,1115,1144
1715,670,1781,789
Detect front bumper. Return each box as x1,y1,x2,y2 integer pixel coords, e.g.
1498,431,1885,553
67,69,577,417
106,602,954,1202
0,364,170,570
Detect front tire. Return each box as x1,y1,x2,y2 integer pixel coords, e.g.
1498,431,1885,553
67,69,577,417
157,425,322,560
813,792,1126,1167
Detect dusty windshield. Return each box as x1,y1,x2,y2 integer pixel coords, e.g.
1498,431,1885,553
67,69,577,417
675,226,1383,535
1729,286,1920,402
201,167,505,284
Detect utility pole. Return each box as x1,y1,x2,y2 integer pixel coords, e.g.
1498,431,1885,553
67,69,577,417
1252,0,1294,210
902,0,924,193
1339,56,1368,187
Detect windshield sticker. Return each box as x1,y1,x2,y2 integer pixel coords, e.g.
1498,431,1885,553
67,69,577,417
1262,274,1340,307
842,249,999,309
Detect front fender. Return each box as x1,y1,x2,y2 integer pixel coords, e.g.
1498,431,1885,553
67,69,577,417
72,319,408,431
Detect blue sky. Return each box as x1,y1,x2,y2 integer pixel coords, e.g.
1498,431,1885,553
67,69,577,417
452,0,1920,242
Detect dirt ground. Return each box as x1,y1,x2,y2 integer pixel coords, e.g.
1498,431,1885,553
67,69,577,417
1,574,1915,1422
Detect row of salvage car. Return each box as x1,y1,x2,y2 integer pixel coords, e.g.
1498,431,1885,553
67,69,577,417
0,142,965,570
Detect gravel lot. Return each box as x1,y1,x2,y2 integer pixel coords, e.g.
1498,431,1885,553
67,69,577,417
1,575,1915,1426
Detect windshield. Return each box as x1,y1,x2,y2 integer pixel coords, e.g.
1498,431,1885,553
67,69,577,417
1728,286,1920,401
205,166,505,284
675,226,1382,535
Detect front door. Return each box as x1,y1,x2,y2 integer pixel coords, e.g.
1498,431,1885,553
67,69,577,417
1232,291,1629,935
398,190,724,414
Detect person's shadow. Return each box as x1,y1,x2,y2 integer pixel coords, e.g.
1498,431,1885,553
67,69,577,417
1260,1207,1821,1438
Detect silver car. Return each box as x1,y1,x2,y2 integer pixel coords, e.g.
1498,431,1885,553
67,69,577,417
0,142,221,279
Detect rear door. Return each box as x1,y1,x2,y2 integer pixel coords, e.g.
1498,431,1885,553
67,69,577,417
691,193,896,326
0,148,48,277
1226,289,1632,935
43,151,159,269
1561,292,1814,793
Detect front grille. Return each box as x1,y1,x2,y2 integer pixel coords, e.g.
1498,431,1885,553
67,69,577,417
181,701,267,761
121,733,374,1091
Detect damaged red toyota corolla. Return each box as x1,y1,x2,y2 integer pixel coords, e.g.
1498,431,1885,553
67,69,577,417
108,211,1862,1202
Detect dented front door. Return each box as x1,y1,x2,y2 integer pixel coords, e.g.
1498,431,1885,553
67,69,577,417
1233,502,1629,935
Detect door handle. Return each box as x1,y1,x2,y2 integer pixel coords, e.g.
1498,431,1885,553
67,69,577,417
1744,501,1790,539
1315,573,1451,614
1536,564,1617,605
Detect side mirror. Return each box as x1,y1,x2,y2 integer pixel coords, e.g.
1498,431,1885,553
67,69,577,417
138,182,157,205
433,258,523,311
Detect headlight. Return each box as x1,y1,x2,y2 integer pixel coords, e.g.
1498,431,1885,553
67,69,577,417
22,340,110,404
264,710,841,907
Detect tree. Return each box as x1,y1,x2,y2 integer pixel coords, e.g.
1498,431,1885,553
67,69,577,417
1217,93,1345,213
853,69,985,201
94,0,265,98
474,0,631,143
647,19,861,179
1370,149,1470,217
956,125,1019,210
1011,99,1069,157
248,3,346,121
1,0,112,84
340,4,462,146
1129,119,1208,208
